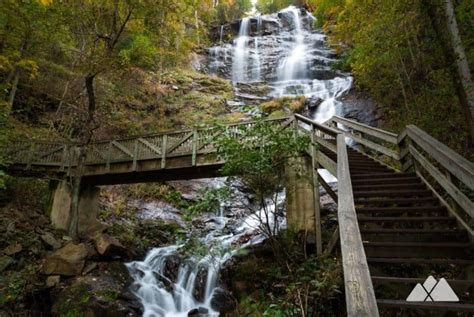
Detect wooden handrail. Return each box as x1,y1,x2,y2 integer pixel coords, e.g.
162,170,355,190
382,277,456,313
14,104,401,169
294,113,340,136
337,133,379,317
332,116,398,144
406,125,474,191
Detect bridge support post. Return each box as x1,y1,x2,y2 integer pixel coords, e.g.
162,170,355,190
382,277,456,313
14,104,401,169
49,180,104,238
285,156,319,241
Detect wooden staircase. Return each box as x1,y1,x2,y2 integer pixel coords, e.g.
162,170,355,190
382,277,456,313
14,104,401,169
348,147,474,315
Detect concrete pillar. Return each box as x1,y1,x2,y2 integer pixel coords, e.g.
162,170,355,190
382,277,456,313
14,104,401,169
285,156,317,233
49,180,104,238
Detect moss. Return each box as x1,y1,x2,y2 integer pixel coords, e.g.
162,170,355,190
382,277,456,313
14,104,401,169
261,96,307,115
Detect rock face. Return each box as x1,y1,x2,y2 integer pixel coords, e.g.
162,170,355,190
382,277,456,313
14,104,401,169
94,234,127,258
42,243,88,276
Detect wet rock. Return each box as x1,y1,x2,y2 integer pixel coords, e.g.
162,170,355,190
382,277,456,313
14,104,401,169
46,275,61,288
339,88,381,126
3,242,22,255
83,261,98,275
94,233,127,258
41,232,62,249
188,308,199,316
210,288,236,313
51,274,141,317
42,243,88,276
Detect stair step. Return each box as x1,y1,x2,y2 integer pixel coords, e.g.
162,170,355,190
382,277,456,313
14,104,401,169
364,241,472,258
352,177,421,185
358,216,454,222
354,190,433,197
377,300,474,312
355,197,439,205
356,206,446,214
367,257,474,265
351,172,414,179
372,276,474,287
352,183,426,191
361,229,467,242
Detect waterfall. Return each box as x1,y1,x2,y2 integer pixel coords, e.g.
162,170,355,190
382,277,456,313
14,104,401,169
277,6,308,81
219,25,224,44
232,18,250,82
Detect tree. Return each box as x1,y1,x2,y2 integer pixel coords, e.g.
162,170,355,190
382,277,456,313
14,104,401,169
215,119,309,261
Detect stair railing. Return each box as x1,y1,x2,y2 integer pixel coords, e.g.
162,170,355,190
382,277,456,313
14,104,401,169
294,114,379,316
400,125,474,239
328,116,400,168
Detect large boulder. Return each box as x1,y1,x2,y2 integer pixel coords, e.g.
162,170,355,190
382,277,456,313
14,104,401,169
42,243,88,276
210,288,236,314
94,234,127,258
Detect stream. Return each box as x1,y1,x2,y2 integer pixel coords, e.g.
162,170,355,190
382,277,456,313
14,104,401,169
126,6,353,317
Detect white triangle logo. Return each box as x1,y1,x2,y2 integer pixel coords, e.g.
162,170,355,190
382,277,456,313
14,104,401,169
406,276,459,302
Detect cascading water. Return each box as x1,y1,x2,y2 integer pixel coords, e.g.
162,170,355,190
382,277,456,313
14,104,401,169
128,6,355,317
127,178,285,317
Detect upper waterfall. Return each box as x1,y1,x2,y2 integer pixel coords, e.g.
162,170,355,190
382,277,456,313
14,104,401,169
208,6,353,124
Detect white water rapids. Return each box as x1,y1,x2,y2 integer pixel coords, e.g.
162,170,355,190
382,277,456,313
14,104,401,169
128,6,352,316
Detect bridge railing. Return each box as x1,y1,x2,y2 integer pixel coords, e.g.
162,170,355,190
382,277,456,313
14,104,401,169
294,114,379,316
4,116,293,171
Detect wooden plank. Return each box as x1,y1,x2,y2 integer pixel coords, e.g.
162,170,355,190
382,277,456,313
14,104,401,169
111,141,133,157
410,145,474,218
311,128,322,255
415,169,474,239
132,139,139,171
316,151,337,176
295,113,340,136
106,142,112,171
314,135,337,153
343,131,400,160
192,129,198,166
318,173,337,202
326,226,339,254
138,138,161,156
161,134,167,169
333,116,398,144
166,132,194,154
336,134,379,317
407,125,474,190
38,145,65,159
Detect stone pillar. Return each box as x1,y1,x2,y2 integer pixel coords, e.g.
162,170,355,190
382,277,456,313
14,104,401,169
285,156,317,233
49,180,104,238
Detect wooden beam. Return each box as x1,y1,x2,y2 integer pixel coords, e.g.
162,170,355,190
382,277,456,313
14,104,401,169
407,125,474,190
111,141,133,157
318,173,337,202
161,134,167,169
315,151,337,176
166,132,194,154
410,145,474,218
343,131,400,160
326,226,339,254
138,138,161,156
311,127,322,255
333,116,398,144
295,113,340,136
337,134,379,317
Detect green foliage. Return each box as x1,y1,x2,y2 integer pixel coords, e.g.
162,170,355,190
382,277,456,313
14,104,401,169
186,187,232,218
256,0,304,14
214,0,253,24
215,118,309,199
308,0,474,156
233,232,344,316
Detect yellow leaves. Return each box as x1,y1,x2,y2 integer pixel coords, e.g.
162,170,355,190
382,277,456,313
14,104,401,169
17,59,39,79
38,0,52,5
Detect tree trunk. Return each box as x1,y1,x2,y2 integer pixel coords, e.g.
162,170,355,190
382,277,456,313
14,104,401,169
443,0,474,144
85,74,96,121
7,69,20,110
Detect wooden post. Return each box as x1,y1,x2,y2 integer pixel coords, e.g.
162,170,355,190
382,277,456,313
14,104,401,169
132,139,139,171
106,142,112,172
161,134,167,169
311,125,322,255
192,128,198,166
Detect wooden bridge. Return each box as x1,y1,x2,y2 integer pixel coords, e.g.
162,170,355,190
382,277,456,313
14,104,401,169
4,114,474,316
